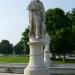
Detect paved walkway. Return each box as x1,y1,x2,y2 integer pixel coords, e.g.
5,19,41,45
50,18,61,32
0,73,23,75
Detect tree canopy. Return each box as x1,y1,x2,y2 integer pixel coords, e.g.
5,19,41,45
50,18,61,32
14,41,24,57
0,40,13,55
45,8,75,59
21,28,29,55
21,8,75,58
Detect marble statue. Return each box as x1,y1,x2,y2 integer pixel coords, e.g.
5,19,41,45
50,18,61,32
24,1,49,75
27,0,46,38
44,33,50,50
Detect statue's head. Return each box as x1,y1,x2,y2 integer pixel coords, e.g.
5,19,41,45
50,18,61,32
46,33,48,35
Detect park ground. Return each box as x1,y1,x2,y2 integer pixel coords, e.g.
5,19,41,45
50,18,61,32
0,56,75,64
0,56,29,63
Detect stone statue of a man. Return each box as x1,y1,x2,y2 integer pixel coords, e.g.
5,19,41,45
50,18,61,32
27,0,46,38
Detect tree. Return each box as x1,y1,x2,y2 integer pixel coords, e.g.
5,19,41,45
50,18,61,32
14,41,24,57
21,28,29,55
50,27,75,61
66,8,75,54
0,40,13,55
45,8,70,35
45,8,73,60
58,29,73,58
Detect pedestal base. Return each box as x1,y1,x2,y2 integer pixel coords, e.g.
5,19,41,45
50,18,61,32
24,36,49,75
44,50,50,67
24,67,49,75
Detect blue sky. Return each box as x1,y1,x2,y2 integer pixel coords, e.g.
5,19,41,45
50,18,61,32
0,0,75,45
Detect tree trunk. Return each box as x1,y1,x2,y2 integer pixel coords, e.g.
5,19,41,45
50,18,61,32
63,52,65,61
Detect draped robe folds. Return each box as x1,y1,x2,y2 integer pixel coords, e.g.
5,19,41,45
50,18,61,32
28,0,45,38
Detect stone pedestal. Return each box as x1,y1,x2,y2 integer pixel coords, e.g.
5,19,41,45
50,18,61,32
44,48,50,67
44,33,51,68
24,36,49,75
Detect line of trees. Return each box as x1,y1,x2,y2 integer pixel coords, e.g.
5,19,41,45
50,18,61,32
45,8,75,60
0,40,24,56
1,8,75,59
0,40,13,56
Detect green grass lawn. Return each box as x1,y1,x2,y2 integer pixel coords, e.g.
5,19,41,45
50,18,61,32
52,59,75,64
0,56,29,63
0,56,75,64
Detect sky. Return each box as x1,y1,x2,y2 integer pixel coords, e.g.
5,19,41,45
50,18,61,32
0,0,75,45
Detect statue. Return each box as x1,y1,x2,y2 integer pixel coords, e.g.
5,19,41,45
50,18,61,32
44,33,50,50
27,0,46,38
24,1,49,75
